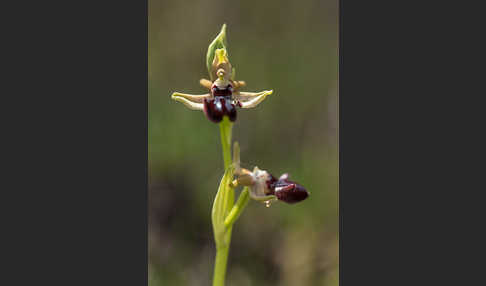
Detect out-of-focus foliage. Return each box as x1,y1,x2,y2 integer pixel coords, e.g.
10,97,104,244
149,0,338,285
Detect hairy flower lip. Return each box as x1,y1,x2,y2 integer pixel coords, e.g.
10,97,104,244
203,97,237,123
273,179,309,204
266,173,309,204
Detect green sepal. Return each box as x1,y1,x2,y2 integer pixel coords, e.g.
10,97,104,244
206,24,228,81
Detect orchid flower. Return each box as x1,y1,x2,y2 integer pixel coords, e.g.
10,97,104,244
230,142,309,207
171,48,273,123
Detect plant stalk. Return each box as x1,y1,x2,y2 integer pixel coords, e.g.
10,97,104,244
212,117,233,286
219,117,232,169
212,117,251,286
213,244,230,286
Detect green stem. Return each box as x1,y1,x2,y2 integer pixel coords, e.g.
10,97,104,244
219,117,233,169
212,117,234,286
212,118,250,286
213,245,230,286
224,187,250,228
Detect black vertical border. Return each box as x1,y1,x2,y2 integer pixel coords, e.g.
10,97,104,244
338,0,472,284
339,0,343,284
5,0,150,284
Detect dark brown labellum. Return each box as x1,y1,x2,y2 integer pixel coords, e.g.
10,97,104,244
203,95,237,123
203,97,224,123
224,97,237,122
269,173,308,203
203,84,237,123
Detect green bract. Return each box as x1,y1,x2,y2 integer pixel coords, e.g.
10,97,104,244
212,166,234,247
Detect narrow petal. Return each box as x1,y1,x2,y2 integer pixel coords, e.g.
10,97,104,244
235,90,272,101
237,90,273,109
171,93,205,110
171,92,210,103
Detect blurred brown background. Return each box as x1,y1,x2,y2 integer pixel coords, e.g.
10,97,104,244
149,0,338,285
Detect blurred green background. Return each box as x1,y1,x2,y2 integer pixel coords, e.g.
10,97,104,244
149,0,338,285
